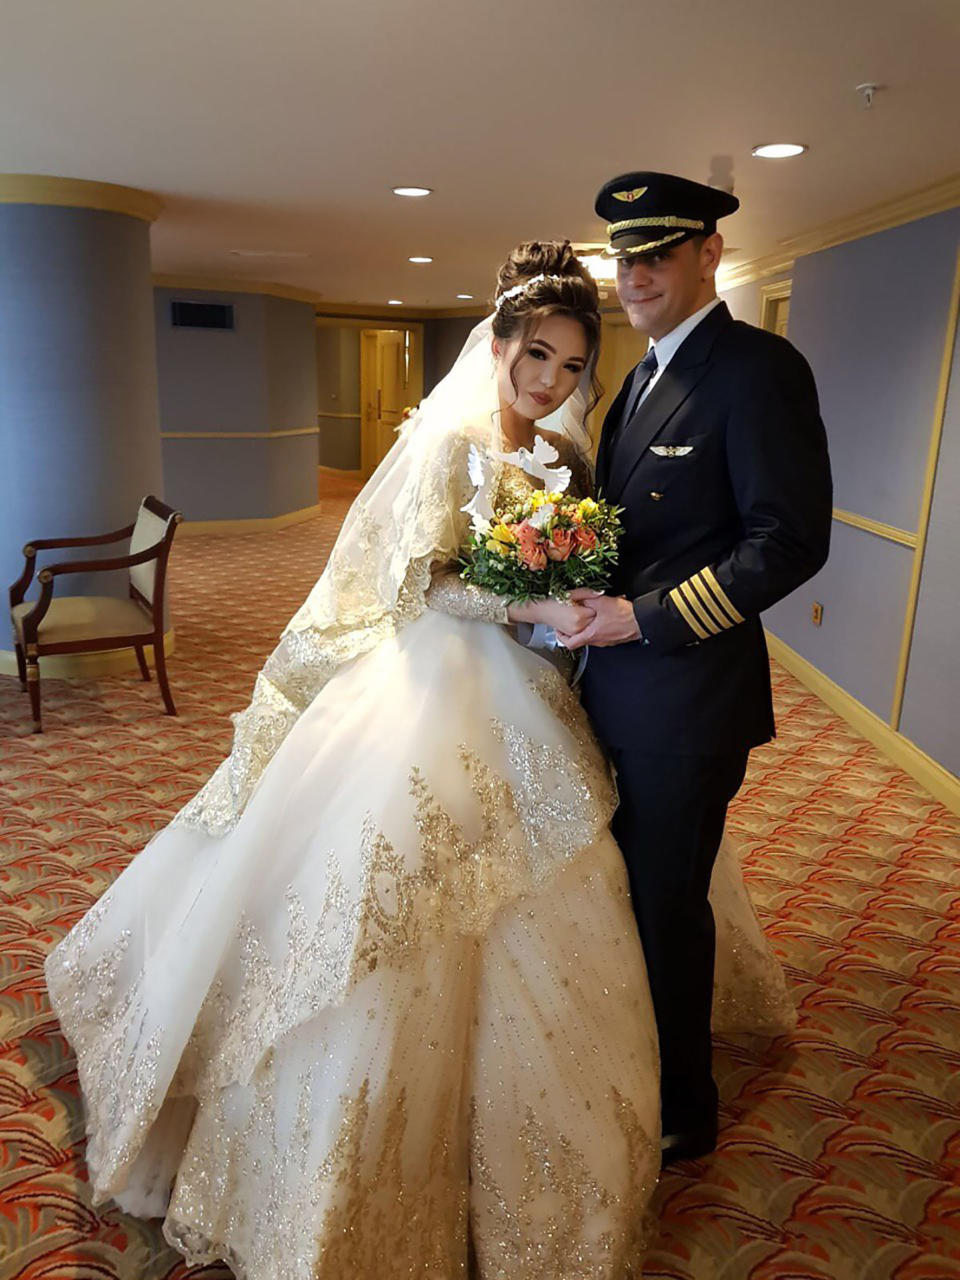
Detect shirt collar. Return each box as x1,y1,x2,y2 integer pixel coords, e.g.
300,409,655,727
649,297,722,372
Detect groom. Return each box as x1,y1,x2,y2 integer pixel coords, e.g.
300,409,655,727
562,171,832,1165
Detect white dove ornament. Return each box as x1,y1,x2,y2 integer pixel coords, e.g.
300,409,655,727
494,434,572,494
461,444,498,533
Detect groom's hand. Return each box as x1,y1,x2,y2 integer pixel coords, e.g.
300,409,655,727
557,593,641,650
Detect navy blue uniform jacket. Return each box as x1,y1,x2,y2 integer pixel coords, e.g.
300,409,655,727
581,301,833,754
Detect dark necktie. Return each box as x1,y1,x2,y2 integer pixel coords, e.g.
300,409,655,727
607,345,659,465
624,345,659,424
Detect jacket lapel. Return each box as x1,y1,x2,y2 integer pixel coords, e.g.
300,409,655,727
606,303,732,504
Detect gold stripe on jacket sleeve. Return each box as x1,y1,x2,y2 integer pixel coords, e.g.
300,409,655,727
688,573,734,631
678,580,721,634
701,565,745,624
669,586,710,640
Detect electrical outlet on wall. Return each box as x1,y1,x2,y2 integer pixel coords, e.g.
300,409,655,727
811,602,824,626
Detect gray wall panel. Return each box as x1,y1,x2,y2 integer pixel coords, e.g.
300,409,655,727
154,289,268,433
316,326,361,468
317,414,361,470
765,520,914,722
899,318,960,774
162,434,316,521
265,297,318,431
424,317,477,394
788,208,960,532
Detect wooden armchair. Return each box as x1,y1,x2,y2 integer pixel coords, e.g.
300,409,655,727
8,495,182,732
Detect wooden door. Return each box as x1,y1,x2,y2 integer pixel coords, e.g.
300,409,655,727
360,326,424,477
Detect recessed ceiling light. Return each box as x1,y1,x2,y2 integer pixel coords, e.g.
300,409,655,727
388,299,404,306
409,256,433,264
456,293,474,300
751,143,808,159
393,186,432,198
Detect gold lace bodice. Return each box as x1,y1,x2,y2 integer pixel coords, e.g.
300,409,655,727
425,440,594,624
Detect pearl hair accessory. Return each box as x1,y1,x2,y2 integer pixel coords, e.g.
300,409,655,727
494,273,568,309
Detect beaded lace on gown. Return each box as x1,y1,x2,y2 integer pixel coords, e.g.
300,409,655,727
46,405,794,1280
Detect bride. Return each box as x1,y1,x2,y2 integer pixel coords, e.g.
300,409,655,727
46,241,794,1279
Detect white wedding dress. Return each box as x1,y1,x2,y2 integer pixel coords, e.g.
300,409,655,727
46,321,795,1280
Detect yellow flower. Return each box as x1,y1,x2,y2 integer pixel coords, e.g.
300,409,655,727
577,497,599,519
545,491,564,504
485,538,511,556
529,492,547,510
489,521,517,544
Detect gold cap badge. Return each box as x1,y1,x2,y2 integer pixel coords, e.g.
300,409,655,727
612,187,648,203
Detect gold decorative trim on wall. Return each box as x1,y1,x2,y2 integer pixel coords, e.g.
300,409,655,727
831,508,918,549
720,172,960,290
0,174,163,222
766,631,959,817
178,502,324,537
0,628,175,679
318,411,362,420
160,427,320,440
890,244,960,730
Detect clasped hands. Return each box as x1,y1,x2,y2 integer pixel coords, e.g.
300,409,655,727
507,589,640,650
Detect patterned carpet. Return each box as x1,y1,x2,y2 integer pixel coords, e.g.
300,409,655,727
1,496,958,1280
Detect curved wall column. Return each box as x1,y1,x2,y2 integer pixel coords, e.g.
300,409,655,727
0,175,164,623
0,175,166,682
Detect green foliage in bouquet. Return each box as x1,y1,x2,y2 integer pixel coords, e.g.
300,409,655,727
460,491,623,602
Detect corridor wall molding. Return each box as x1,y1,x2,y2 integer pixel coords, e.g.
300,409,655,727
722,171,960,291
766,632,960,817
0,174,163,222
890,245,960,730
831,509,918,550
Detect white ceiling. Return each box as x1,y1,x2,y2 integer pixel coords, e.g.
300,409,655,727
2,0,959,307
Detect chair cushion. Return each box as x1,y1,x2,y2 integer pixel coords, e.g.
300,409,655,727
12,596,154,646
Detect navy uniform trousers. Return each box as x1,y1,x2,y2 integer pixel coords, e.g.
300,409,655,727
581,302,832,1136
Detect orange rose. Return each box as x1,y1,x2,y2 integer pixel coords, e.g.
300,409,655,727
575,525,598,551
518,541,548,571
546,526,577,561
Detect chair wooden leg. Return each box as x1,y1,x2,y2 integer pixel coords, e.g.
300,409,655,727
153,637,177,716
26,653,42,732
14,641,27,691
135,644,151,681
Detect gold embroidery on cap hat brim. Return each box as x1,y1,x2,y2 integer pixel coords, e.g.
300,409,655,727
606,215,706,236
603,230,689,258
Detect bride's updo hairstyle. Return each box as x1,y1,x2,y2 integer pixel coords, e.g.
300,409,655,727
492,240,603,412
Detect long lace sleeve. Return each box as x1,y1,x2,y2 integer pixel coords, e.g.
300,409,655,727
425,568,510,624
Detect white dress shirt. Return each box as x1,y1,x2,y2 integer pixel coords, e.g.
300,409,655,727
636,296,723,409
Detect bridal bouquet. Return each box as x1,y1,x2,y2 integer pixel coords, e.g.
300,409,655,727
459,437,623,601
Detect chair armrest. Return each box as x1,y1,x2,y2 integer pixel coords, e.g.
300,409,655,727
38,541,165,579
17,542,166,643
9,547,38,608
27,523,137,552
10,523,138,608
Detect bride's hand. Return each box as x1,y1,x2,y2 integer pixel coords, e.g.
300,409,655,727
508,598,598,633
